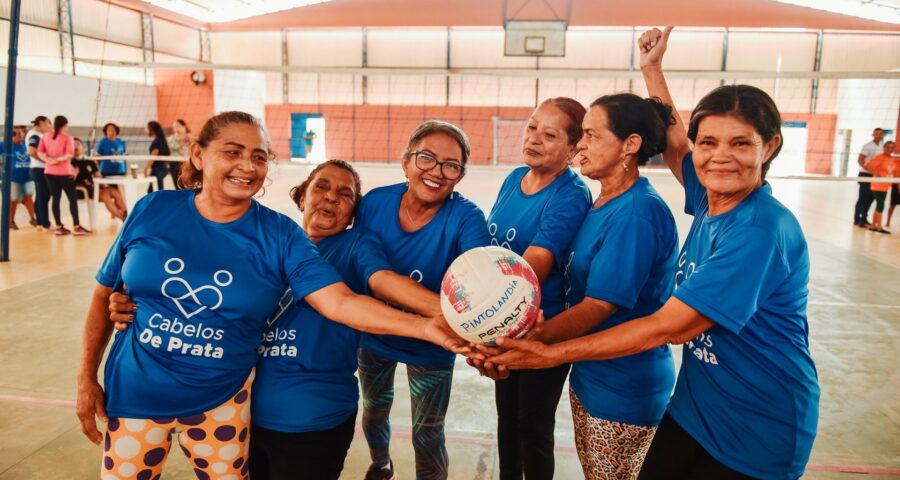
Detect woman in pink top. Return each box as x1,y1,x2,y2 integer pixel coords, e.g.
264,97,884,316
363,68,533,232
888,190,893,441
38,115,90,235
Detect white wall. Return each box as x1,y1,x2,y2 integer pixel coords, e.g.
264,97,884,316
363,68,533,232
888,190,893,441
71,0,142,47
0,67,156,128
153,19,201,60
214,69,267,119
821,33,900,72
0,0,58,29
540,29,633,69
286,30,363,67
368,28,446,68
73,36,145,83
211,31,282,66
727,31,818,71
0,21,63,73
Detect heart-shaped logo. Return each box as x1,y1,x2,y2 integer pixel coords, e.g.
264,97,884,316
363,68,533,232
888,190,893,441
161,258,233,320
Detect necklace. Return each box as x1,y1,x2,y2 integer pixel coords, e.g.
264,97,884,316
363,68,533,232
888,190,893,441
402,195,434,229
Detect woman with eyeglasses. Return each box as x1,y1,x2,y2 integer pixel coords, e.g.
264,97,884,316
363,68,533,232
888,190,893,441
356,120,491,480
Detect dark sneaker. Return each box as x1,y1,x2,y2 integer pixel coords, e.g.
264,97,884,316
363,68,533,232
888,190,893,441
55,226,71,236
9,221,18,230
364,461,397,480
29,218,36,226
72,226,92,236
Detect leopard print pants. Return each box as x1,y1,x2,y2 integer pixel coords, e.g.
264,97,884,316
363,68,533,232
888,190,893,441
570,389,657,480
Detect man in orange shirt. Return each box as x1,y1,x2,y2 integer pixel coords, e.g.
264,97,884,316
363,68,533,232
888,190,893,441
864,141,897,234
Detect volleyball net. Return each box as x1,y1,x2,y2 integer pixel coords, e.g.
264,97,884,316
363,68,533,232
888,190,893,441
4,53,899,181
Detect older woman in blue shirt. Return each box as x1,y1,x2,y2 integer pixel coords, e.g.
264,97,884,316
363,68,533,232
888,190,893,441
487,27,819,480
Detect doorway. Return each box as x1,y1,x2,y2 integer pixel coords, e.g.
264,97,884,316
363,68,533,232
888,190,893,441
769,121,808,177
290,113,326,163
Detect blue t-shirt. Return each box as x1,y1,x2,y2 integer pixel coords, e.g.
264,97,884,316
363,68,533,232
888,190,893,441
565,177,678,426
96,137,127,175
487,166,591,318
96,190,342,418
2,142,31,183
667,154,819,479
356,183,491,366
253,228,392,432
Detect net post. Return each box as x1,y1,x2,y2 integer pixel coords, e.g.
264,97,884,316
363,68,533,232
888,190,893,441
57,0,75,75
492,117,500,166
839,129,853,178
1,0,22,262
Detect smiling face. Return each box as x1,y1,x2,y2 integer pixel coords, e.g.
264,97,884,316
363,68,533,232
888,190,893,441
575,106,627,180
189,123,270,203
402,133,464,205
522,102,576,171
691,114,781,196
105,125,117,140
299,165,358,239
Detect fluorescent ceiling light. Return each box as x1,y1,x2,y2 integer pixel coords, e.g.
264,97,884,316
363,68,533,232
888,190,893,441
773,0,900,25
144,0,335,23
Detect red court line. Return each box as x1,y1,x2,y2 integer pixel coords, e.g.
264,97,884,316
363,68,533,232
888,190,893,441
3,394,896,476
806,464,900,475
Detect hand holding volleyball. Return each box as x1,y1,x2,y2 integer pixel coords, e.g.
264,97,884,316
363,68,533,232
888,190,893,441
439,247,541,345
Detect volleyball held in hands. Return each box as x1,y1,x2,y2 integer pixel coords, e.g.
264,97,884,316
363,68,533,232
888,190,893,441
440,246,541,345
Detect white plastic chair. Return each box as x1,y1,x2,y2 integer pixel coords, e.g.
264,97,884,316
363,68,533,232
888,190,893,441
75,186,95,230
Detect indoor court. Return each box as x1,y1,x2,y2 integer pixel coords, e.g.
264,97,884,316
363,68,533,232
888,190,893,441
0,1,898,479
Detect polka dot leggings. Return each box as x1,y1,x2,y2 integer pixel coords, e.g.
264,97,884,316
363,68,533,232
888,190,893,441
101,375,252,480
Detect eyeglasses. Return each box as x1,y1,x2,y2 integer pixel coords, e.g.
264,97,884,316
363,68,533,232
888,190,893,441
411,151,465,180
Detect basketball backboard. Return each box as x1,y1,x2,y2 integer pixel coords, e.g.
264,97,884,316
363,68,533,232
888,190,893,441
502,0,570,57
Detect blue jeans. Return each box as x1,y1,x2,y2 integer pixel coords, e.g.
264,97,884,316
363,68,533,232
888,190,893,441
29,168,51,228
358,348,453,480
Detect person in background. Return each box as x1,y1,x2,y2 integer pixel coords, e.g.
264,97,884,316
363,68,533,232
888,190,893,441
38,115,90,236
854,127,884,228
168,119,192,188
27,115,52,230
303,128,317,156
95,122,128,221
71,138,100,202
3,125,36,229
356,120,491,480
95,123,127,176
482,97,591,480
143,121,172,191
863,140,896,234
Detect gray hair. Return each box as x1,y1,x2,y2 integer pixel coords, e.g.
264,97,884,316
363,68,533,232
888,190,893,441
403,120,471,165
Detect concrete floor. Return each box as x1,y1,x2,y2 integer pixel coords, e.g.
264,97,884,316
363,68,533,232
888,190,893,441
0,163,897,479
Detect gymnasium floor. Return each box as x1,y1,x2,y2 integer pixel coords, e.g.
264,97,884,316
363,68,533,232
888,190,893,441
0,162,897,479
